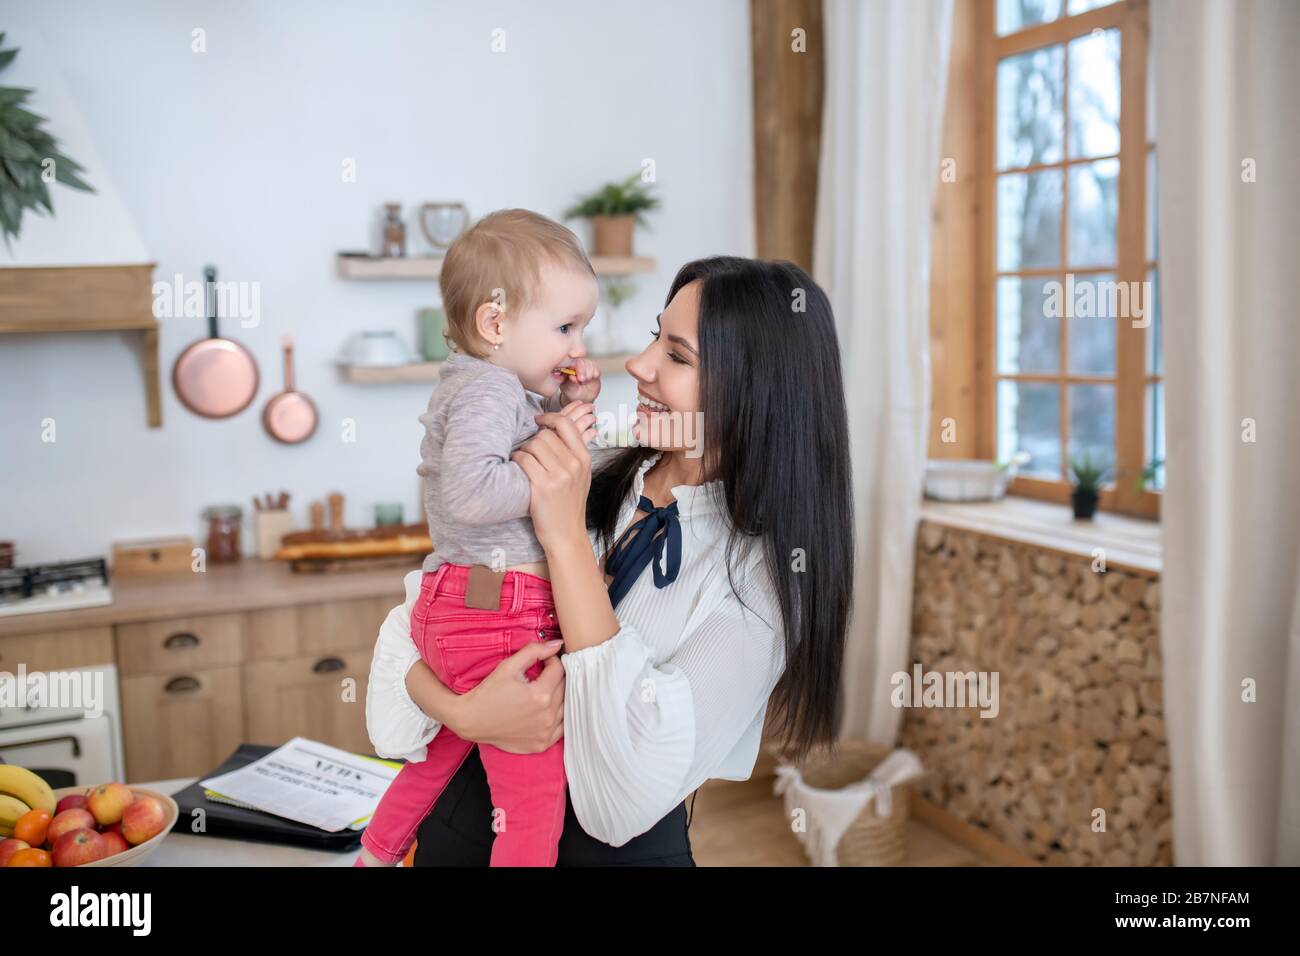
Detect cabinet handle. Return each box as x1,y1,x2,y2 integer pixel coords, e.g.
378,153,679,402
163,631,200,650
312,657,345,674
164,675,201,694
0,734,82,758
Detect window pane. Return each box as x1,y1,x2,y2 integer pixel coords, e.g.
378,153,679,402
1146,268,1161,375
998,276,1060,373
998,380,1061,478
997,0,1063,36
1067,158,1118,267
1066,272,1117,374
998,45,1064,169
1145,382,1165,490
1067,0,1119,14
999,169,1063,271
1147,149,1158,261
1068,29,1120,159
1068,383,1115,476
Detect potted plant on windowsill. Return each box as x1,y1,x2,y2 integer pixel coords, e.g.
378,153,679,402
564,171,660,257
1068,451,1111,520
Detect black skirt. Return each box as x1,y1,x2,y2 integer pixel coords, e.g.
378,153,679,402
411,745,698,866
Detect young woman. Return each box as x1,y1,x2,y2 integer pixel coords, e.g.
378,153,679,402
364,255,854,865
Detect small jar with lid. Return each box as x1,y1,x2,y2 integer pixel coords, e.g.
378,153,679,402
202,505,244,563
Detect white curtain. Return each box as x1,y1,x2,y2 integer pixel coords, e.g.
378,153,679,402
1155,0,1300,865
814,0,953,745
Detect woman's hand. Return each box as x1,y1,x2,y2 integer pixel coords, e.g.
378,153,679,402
438,641,567,753
512,409,595,554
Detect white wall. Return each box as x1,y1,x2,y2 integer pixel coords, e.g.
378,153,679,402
0,0,754,565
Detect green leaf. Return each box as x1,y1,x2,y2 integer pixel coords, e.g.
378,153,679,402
0,63,94,235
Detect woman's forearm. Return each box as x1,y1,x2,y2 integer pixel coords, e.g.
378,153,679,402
545,530,621,653
404,659,461,727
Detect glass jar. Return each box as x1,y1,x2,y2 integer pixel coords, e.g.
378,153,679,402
374,502,404,527
202,505,243,563
382,203,406,258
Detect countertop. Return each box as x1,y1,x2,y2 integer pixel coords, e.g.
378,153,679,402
0,556,416,638
139,777,360,867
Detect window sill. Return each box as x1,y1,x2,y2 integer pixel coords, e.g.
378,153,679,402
918,495,1161,577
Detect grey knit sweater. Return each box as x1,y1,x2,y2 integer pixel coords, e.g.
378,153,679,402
417,352,565,573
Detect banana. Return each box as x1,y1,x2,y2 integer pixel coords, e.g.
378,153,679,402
0,792,32,831
0,824,14,839
0,765,56,816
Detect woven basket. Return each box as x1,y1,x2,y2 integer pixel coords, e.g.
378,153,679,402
785,739,912,866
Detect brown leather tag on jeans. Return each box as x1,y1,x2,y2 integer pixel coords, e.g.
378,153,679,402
465,564,506,610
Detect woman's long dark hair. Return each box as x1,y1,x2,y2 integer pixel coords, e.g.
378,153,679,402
587,256,853,761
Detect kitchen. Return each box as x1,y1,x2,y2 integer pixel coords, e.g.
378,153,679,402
0,0,742,867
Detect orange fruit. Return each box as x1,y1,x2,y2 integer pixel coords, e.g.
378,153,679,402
7,847,53,867
14,809,52,847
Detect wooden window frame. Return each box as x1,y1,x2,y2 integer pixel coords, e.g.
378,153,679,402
971,0,1159,519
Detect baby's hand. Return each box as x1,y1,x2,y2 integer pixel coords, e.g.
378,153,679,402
556,400,598,446
560,357,601,404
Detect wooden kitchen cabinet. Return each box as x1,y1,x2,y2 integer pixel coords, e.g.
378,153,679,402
242,649,374,756
0,625,114,672
245,595,399,661
120,665,245,782
116,612,245,676
1,558,411,783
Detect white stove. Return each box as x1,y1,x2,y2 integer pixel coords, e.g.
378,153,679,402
0,557,113,618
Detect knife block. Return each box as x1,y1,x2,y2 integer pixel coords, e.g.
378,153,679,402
254,509,295,560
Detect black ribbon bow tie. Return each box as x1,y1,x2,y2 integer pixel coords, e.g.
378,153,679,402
604,495,682,609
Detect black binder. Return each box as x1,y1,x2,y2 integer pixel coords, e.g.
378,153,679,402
167,743,402,852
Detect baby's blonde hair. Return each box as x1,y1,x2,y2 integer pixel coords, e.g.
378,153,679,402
440,208,594,357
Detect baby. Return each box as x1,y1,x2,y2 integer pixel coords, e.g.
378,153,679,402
356,209,602,867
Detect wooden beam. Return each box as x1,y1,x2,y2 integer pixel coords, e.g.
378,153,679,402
929,0,982,459
751,0,824,272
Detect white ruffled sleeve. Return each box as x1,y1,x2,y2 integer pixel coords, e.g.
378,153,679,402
559,569,786,847
364,569,441,763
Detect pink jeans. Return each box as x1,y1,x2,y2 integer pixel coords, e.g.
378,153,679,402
360,563,566,866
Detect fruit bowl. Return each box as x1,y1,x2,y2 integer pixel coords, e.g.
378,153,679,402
48,786,180,867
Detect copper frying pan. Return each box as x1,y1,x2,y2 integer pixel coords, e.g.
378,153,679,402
172,265,259,418
262,334,319,443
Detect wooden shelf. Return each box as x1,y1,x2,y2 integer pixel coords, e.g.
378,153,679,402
336,253,655,279
338,353,635,384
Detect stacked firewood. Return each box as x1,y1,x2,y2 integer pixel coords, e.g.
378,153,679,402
900,521,1171,866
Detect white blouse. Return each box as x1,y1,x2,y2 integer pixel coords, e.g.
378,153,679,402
364,450,788,847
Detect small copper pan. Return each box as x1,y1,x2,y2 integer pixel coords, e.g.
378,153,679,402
172,265,259,418
262,333,319,443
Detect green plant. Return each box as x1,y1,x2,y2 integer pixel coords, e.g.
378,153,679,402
564,171,660,224
600,276,636,310
1068,450,1112,494
1137,457,1164,492
0,33,93,243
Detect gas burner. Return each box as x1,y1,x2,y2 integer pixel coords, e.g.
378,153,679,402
0,558,112,618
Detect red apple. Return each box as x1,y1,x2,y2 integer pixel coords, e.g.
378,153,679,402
102,821,123,836
51,828,107,867
46,808,97,846
56,794,89,815
86,782,134,826
0,837,31,867
120,795,165,846
98,830,130,857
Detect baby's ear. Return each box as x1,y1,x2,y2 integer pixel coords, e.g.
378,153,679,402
473,301,506,347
